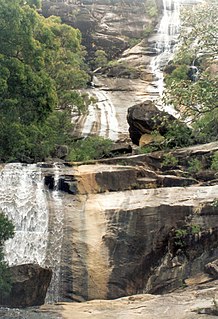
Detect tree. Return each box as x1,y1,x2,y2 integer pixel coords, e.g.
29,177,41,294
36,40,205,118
0,212,15,297
164,0,218,142
0,0,90,161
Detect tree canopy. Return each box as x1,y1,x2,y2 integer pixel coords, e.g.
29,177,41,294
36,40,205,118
164,0,218,143
0,0,89,162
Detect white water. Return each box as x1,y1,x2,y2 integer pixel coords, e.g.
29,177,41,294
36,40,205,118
0,163,64,302
0,164,49,266
45,164,65,303
149,0,181,117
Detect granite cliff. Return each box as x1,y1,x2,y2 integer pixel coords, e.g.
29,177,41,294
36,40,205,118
42,141,218,302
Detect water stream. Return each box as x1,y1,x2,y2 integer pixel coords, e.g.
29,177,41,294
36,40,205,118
0,164,65,304
148,0,181,117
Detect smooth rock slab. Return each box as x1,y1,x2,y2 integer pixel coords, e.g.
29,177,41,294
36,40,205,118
60,280,218,319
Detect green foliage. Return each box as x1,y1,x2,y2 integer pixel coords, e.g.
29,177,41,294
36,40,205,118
163,122,193,148
143,24,154,37
162,153,178,167
211,152,218,171
0,0,89,162
139,145,159,154
0,212,15,297
189,224,201,234
146,0,158,17
164,0,218,141
94,50,108,68
0,110,73,162
174,228,188,248
0,213,15,245
212,199,218,208
68,136,113,162
173,224,201,248
165,65,189,85
128,38,141,48
188,158,202,174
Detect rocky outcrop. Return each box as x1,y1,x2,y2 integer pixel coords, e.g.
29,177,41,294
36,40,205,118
0,264,52,308
41,0,160,60
40,142,218,301
205,259,218,279
2,142,217,304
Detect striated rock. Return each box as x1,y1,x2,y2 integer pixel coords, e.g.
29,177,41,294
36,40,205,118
40,142,218,301
0,264,52,308
60,178,218,300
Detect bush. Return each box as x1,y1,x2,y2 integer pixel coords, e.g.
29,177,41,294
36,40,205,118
188,158,202,174
162,153,178,168
211,152,218,171
68,136,113,161
0,212,15,297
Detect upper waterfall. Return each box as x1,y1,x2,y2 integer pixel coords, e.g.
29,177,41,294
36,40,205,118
150,0,180,95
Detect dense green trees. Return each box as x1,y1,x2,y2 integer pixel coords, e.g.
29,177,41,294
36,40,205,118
164,0,218,143
0,212,14,297
0,0,89,162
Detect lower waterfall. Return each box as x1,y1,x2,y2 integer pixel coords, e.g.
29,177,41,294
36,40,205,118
0,163,64,303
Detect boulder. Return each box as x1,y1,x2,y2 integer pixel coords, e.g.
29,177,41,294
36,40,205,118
205,259,218,279
0,264,52,308
127,100,175,145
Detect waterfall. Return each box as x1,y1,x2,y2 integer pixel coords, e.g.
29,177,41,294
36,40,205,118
149,0,181,117
0,164,49,266
45,164,65,303
0,163,64,303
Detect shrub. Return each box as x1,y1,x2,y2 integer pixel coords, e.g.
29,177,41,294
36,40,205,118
68,136,113,161
162,153,178,167
188,158,202,174
211,152,218,171
0,212,15,297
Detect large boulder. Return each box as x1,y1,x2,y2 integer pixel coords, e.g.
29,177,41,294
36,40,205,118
0,264,52,308
127,100,175,145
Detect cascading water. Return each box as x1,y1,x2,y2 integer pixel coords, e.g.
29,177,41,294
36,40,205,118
149,0,181,116
45,164,64,303
0,164,49,266
0,163,64,303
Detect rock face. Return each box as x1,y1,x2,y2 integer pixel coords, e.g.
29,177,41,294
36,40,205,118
43,142,218,302
41,0,160,60
2,142,218,304
0,264,52,308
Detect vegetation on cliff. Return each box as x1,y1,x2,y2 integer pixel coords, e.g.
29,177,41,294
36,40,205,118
0,0,89,162
164,0,218,143
0,212,14,298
